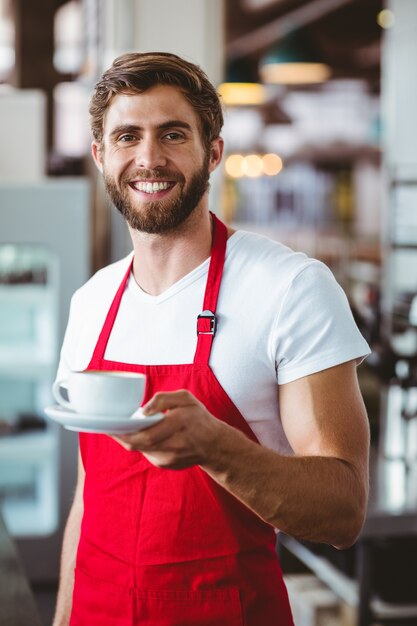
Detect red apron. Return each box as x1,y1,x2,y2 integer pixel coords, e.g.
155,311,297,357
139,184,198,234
71,215,294,626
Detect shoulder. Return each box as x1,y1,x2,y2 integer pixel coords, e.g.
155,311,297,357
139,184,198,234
71,253,133,311
225,229,324,292
58,254,133,374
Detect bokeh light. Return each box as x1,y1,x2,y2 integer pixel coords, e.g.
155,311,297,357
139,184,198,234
377,9,395,29
262,153,283,176
242,154,263,178
225,154,245,178
225,153,284,178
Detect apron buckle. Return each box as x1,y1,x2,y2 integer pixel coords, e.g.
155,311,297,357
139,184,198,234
197,310,217,336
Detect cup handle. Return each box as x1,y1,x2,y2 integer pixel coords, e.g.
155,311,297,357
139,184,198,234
52,379,72,409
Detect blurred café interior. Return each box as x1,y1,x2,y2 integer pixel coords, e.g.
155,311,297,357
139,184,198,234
1,0,417,624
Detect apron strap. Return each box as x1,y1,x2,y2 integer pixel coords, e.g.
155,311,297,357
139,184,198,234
193,214,227,365
87,259,133,368
88,212,228,368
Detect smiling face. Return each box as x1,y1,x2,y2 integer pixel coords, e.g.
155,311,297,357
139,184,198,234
92,85,223,234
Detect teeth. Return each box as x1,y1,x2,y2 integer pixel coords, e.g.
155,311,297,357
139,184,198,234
134,181,170,193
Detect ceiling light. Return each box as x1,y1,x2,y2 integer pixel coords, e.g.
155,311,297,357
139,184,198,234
377,9,395,29
259,32,331,85
219,58,267,106
218,82,267,106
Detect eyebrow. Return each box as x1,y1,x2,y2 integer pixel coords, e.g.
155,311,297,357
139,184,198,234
109,120,193,139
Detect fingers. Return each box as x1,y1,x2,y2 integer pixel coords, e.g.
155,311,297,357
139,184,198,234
114,412,198,468
113,390,196,450
142,450,199,470
111,390,221,470
116,415,179,449
142,389,198,416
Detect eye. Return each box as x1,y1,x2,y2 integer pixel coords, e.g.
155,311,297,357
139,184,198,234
163,131,185,142
118,134,137,143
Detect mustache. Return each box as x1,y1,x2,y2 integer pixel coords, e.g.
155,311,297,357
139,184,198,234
122,169,184,183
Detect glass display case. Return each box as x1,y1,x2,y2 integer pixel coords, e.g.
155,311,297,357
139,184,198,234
0,178,91,582
0,244,59,536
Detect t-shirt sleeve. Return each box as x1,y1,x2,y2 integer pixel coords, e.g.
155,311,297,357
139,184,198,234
272,261,371,385
55,292,79,383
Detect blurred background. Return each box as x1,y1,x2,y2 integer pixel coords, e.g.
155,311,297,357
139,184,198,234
1,1,417,625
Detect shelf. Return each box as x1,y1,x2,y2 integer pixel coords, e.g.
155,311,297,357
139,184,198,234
389,242,417,250
279,534,417,622
279,534,358,607
0,282,56,381
390,169,417,185
1,496,58,537
287,143,381,165
0,284,53,304
0,429,56,461
371,597,417,620
232,222,381,265
0,346,55,379
0,429,59,537
0,279,59,538
347,260,381,285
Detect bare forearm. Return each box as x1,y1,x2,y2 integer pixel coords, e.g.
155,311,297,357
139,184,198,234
53,499,83,626
124,372,369,548
202,424,368,549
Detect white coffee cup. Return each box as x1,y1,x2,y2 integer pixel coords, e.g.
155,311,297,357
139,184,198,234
52,370,146,417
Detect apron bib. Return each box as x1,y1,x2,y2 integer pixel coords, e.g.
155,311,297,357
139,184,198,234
71,215,294,626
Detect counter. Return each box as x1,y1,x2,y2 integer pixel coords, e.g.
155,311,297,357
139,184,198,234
278,449,417,626
0,512,42,625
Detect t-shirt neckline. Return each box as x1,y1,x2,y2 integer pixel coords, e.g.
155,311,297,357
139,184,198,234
127,230,245,305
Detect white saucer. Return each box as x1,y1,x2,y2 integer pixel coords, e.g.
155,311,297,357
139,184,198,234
44,405,164,434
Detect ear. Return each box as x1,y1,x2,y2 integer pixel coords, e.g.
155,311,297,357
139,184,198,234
91,141,104,173
208,137,224,174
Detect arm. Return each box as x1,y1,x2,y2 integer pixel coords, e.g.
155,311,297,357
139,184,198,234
53,452,85,626
117,360,369,549
206,360,370,548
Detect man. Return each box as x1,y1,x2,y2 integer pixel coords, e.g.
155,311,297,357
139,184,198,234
53,52,370,625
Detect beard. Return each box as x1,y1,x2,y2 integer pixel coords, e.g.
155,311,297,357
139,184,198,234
103,153,210,234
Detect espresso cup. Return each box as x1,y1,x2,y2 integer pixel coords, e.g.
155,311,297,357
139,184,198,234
52,370,146,417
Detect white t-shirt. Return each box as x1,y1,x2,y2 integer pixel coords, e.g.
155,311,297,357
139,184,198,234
56,229,370,453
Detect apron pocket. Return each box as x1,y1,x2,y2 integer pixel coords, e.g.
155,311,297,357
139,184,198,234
134,586,243,626
70,568,133,626
71,568,243,626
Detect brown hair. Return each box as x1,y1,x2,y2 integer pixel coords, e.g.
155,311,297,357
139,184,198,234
89,52,224,149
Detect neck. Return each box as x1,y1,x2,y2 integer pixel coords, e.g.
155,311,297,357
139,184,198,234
128,207,214,296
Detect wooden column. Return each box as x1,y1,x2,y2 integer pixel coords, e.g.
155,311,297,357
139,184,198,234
10,0,63,150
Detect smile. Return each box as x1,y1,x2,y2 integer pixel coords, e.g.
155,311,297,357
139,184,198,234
129,181,175,194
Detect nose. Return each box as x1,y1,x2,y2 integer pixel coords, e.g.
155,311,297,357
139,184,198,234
134,136,167,170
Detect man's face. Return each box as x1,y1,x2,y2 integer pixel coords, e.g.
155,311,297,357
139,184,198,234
92,85,223,234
